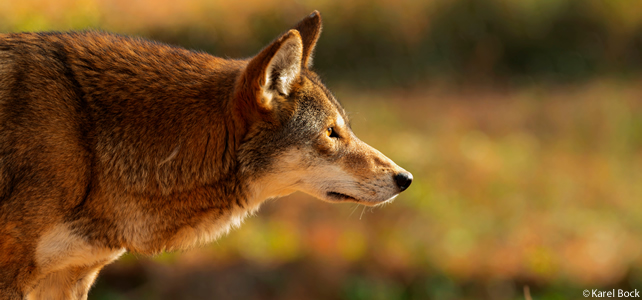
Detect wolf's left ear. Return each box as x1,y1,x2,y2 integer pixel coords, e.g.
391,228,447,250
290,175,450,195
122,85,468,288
293,11,322,68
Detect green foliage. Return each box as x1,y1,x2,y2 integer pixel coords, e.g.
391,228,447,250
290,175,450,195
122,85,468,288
3,0,642,85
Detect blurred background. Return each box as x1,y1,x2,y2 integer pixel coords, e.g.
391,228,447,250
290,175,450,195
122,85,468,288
3,0,642,299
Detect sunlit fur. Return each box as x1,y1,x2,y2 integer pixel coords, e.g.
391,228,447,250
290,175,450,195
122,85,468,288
0,11,410,299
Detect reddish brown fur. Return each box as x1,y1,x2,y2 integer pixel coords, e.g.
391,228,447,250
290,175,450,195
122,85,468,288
0,11,411,299
0,30,247,298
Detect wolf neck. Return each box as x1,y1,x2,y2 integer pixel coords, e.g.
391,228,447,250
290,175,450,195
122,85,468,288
48,32,276,252
55,32,250,197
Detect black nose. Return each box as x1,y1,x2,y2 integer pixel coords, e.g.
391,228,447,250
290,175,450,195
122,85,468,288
394,172,413,192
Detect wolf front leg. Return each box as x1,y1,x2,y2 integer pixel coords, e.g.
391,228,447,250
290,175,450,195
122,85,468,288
25,261,111,300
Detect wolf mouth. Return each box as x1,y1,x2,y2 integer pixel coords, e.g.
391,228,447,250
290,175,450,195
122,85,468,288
327,191,358,201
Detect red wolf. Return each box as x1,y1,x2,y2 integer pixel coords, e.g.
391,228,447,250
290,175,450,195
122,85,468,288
0,11,412,299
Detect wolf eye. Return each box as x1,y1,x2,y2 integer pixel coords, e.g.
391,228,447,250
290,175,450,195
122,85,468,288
326,127,339,138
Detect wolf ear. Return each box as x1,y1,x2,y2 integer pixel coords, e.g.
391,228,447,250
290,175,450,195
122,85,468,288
242,30,303,111
293,11,322,68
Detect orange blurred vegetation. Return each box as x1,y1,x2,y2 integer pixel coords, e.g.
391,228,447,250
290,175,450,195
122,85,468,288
2,1,642,299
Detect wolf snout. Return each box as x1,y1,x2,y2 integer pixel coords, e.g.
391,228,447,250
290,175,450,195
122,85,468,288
394,172,413,192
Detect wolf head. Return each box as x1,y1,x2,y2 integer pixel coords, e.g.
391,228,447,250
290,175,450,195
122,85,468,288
235,11,412,206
